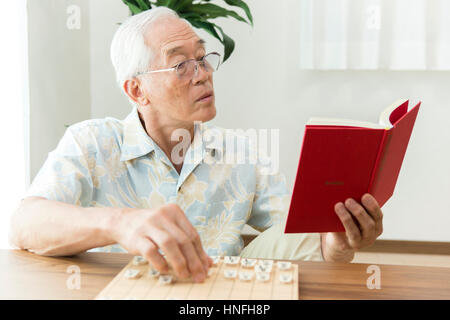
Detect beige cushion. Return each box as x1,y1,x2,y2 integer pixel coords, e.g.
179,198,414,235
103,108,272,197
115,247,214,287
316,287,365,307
240,223,324,261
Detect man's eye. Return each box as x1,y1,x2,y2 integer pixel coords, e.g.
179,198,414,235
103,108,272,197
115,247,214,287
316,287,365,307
176,61,188,75
173,61,184,68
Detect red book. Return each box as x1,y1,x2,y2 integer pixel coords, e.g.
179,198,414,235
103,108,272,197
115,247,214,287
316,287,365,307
285,99,421,233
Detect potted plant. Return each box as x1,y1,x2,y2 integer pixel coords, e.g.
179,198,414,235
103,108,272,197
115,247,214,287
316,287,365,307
121,0,253,62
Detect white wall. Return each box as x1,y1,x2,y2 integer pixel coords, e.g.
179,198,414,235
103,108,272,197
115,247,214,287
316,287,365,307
207,0,450,242
0,0,28,248
31,0,450,242
89,0,130,120
28,0,91,179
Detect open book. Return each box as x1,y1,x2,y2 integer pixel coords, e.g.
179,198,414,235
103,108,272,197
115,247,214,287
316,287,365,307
307,99,413,129
285,99,421,233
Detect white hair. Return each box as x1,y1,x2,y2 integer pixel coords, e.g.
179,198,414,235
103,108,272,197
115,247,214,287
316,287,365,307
110,7,187,95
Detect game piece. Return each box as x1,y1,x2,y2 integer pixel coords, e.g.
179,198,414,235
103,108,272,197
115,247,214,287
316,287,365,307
124,269,141,279
224,269,238,279
148,268,160,278
210,255,220,265
132,256,147,266
255,264,272,273
239,271,253,281
255,272,270,282
279,273,293,284
159,275,174,285
96,256,298,300
258,259,274,268
224,256,240,265
241,258,257,268
277,261,292,270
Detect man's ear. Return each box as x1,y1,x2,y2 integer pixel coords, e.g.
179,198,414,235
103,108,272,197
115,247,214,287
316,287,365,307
123,78,150,106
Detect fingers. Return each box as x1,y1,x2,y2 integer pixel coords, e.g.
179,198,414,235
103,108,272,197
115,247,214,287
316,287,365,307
361,194,383,236
183,225,212,270
162,222,208,283
136,237,169,274
172,208,212,270
148,226,190,280
334,202,362,246
361,194,383,223
335,195,384,251
344,198,376,238
138,203,211,283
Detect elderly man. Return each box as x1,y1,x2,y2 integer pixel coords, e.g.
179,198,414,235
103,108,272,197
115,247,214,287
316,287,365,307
9,7,383,283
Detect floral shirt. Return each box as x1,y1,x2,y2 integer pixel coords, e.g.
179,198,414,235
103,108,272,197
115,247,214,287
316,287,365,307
25,106,291,256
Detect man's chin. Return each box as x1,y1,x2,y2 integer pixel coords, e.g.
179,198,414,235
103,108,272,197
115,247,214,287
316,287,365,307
195,104,216,123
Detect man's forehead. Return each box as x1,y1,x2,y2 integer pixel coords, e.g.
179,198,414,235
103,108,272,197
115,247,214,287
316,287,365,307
162,38,206,58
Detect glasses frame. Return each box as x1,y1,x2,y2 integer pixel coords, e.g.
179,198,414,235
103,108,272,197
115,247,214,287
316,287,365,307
135,51,221,80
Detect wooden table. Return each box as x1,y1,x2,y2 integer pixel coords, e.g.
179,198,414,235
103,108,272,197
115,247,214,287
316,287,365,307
1,249,449,300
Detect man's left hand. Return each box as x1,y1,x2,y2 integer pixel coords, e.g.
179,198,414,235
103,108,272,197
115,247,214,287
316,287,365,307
321,193,384,262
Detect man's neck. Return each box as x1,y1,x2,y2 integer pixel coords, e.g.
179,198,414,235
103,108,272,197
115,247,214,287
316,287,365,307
138,109,194,174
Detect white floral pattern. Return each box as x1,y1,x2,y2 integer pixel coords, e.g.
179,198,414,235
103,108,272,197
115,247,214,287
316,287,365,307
26,107,291,256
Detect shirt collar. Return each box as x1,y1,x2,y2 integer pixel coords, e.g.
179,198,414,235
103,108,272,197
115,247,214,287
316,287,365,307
120,106,223,162
120,107,156,161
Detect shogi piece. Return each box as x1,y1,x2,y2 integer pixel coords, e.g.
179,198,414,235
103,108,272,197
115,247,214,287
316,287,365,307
224,256,240,265
95,256,299,300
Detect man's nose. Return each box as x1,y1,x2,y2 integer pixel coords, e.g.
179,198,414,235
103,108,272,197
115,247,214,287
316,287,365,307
192,62,211,84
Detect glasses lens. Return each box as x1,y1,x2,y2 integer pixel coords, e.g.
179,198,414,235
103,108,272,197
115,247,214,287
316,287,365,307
176,61,189,76
204,53,220,72
176,53,221,80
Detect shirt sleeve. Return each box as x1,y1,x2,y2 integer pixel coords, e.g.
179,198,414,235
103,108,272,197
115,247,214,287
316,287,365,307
246,154,292,232
25,126,94,207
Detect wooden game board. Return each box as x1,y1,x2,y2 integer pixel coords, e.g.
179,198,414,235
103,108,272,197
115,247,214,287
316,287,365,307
95,256,299,300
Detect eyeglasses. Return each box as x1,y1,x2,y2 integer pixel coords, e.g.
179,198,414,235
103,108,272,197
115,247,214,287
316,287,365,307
135,52,221,81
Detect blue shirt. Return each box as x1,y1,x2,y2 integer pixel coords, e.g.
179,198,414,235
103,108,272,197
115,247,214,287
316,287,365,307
26,107,291,256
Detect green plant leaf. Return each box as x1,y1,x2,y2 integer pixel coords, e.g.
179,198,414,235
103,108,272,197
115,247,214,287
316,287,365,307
136,0,152,10
188,19,221,41
224,0,253,26
179,12,205,20
121,0,250,63
173,0,194,11
186,18,234,62
187,3,247,24
155,0,172,6
212,23,235,62
123,0,138,5
122,0,144,14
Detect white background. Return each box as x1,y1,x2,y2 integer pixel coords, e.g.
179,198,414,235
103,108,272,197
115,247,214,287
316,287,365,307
21,0,450,244
0,1,27,249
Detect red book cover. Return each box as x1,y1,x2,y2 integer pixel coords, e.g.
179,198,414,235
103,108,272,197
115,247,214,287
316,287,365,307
285,100,421,233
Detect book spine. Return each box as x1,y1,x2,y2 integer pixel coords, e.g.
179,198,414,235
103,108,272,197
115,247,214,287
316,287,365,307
367,129,389,194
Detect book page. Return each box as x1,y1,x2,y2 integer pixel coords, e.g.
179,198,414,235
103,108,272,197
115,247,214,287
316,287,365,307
378,99,408,127
307,117,387,129
307,99,409,129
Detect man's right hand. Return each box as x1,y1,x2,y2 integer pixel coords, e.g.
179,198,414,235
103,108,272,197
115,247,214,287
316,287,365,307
110,203,212,283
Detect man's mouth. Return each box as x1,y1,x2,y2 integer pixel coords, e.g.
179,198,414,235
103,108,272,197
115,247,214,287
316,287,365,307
196,92,214,102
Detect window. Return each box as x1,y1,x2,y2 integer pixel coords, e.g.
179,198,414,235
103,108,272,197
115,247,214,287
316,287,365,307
0,1,28,248
299,0,450,70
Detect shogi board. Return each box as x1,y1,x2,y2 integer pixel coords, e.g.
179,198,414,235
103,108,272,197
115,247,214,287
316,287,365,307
95,256,299,300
